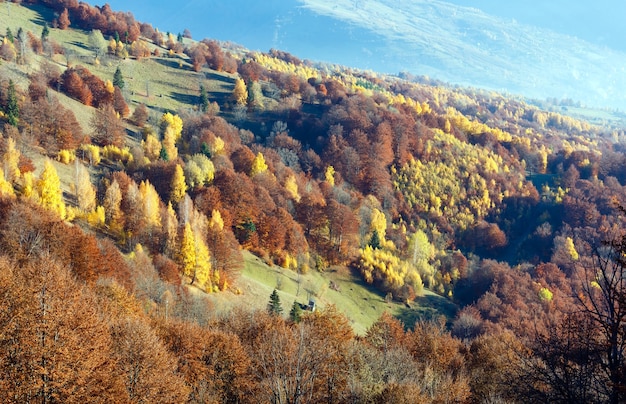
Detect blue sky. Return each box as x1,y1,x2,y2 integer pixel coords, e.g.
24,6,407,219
96,0,626,51
97,1,626,53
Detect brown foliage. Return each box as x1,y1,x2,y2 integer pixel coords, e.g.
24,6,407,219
110,317,189,402
113,86,129,117
0,256,128,402
20,97,84,153
130,103,149,127
58,8,71,30
156,319,253,402
91,103,125,147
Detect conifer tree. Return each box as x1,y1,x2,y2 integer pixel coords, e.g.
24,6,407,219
113,66,124,89
268,289,283,316
41,24,49,42
369,229,381,250
6,80,19,127
289,300,302,323
199,84,209,112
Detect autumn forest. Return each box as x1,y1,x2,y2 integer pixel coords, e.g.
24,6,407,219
1,0,626,403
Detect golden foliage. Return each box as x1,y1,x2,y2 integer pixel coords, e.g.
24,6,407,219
37,160,66,219
324,165,335,186
170,164,187,204
57,149,76,165
250,152,268,177
232,78,248,106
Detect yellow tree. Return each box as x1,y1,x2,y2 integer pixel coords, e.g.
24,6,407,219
21,172,34,199
162,202,178,257
160,112,183,141
284,174,300,201
193,233,212,290
209,209,224,231
142,133,162,162
170,164,187,204
139,180,161,228
0,168,15,198
232,78,248,105
180,223,196,280
37,160,66,219
325,165,335,186
161,127,178,161
250,152,268,177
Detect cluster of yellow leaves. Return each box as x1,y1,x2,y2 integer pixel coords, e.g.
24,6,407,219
211,136,225,155
3,138,21,184
0,168,15,198
253,53,319,81
446,107,512,142
538,287,553,302
209,209,224,231
356,245,423,296
232,79,248,106
101,145,134,166
393,130,522,231
107,38,127,58
184,154,214,188
250,152,268,177
170,164,187,204
179,221,216,292
160,113,183,161
324,165,335,186
284,174,300,202
37,159,66,219
57,149,76,165
138,180,161,228
79,144,102,165
142,132,162,162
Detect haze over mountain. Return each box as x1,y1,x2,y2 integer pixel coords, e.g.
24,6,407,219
99,0,626,109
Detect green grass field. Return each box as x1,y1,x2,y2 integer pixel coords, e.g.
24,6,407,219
208,251,456,335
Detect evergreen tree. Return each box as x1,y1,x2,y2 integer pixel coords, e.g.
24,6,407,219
5,28,13,43
6,80,19,127
159,146,169,161
41,24,49,42
289,301,302,323
369,229,381,249
113,66,125,89
199,84,209,113
267,289,283,316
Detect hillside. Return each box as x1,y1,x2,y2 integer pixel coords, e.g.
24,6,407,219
0,1,626,402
